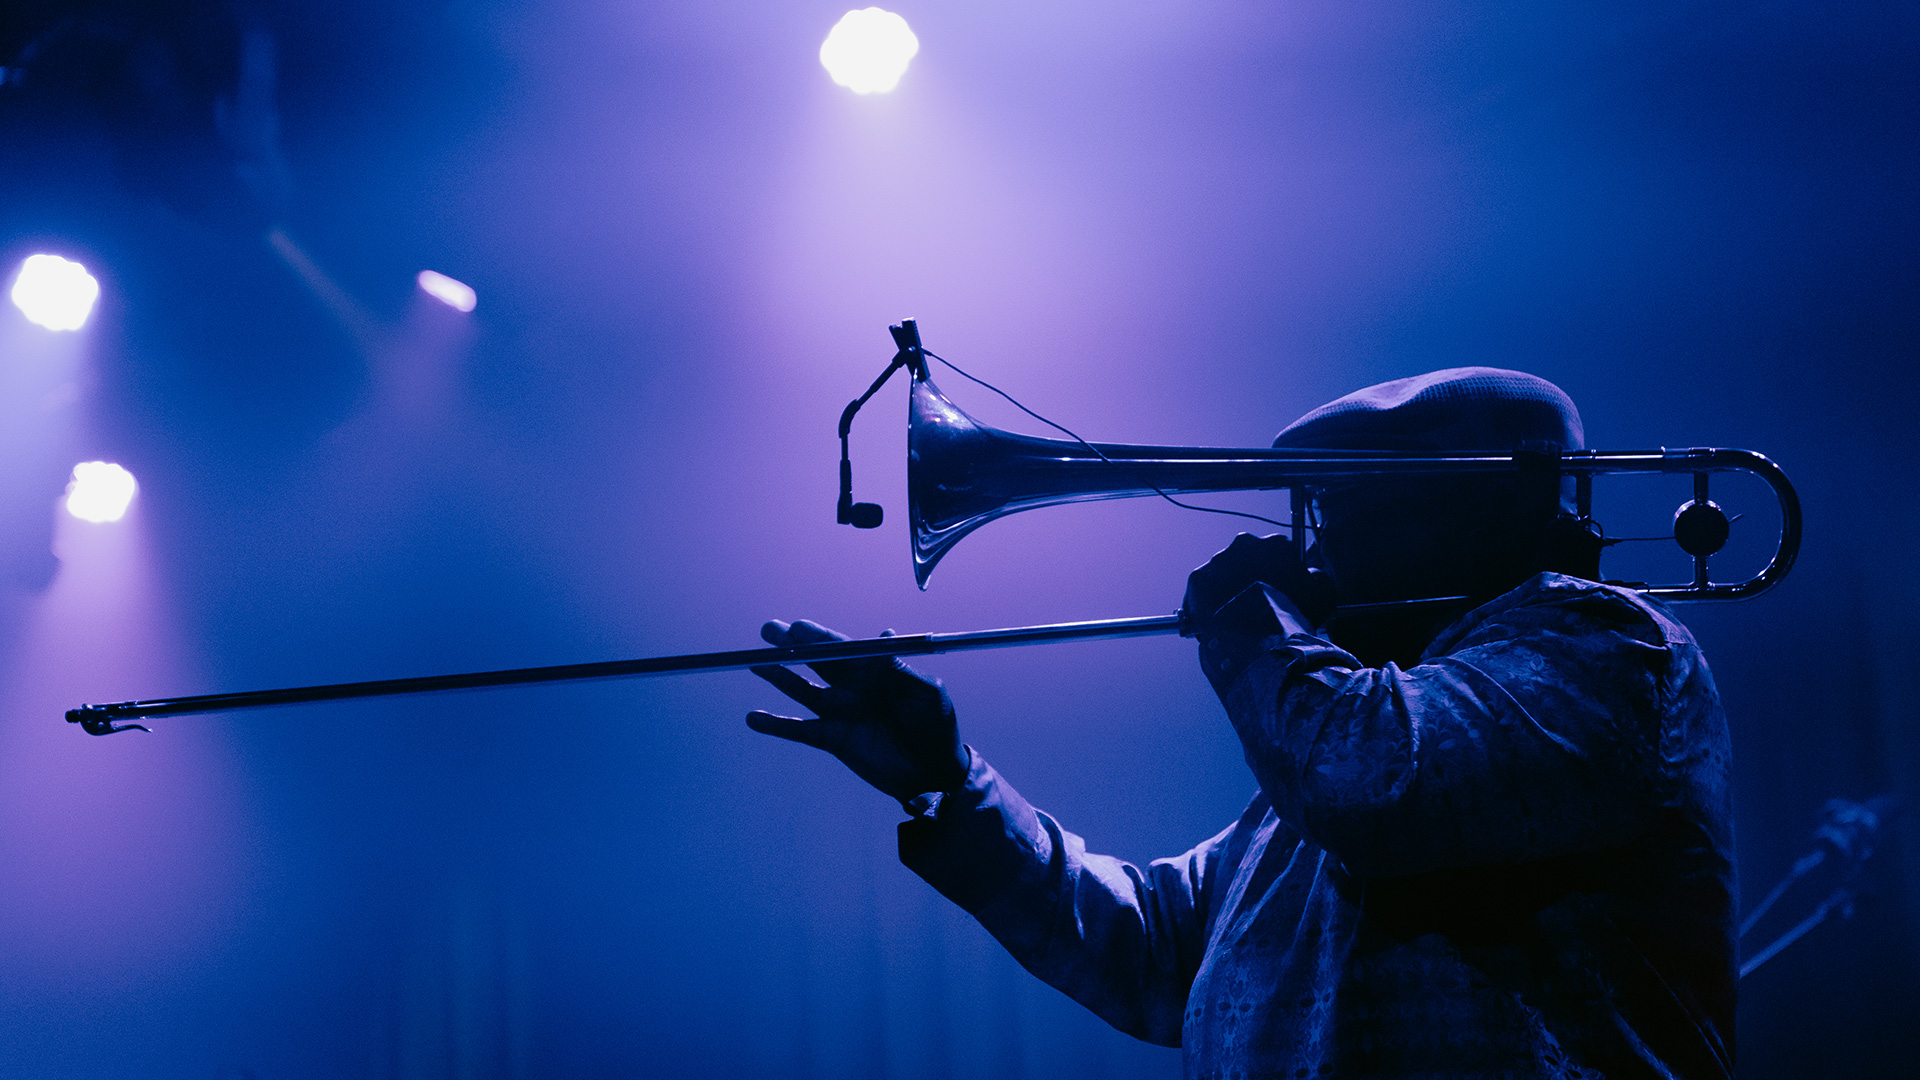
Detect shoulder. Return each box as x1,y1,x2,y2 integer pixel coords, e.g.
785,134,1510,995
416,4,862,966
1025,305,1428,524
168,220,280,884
1417,578,1714,754
1434,573,1696,656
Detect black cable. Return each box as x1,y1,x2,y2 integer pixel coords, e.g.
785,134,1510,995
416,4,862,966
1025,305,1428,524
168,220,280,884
922,349,1306,537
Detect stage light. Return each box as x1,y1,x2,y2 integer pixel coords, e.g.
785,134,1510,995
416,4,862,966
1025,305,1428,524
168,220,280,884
10,254,100,331
417,270,477,312
820,8,919,95
65,462,137,524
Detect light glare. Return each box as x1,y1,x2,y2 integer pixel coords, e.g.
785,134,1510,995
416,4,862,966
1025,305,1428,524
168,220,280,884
417,269,477,312
10,254,101,331
66,462,138,523
820,8,919,95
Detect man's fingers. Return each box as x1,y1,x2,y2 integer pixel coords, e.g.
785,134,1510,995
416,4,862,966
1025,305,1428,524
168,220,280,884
746,710,821,747
745,711,843,753
786,619,849,644
762,618,862,670
761,619,848,645
749,665,891,717
786,619,899,684
759,617,893,685
750,664,825,710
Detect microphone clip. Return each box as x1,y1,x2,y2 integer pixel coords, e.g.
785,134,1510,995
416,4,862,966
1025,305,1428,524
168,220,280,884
837,319,925,529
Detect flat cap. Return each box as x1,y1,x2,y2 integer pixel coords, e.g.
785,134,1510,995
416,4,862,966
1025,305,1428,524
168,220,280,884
1272,367,1584,452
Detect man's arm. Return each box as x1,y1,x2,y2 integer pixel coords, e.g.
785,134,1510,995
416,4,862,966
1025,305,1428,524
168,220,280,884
747,618,1259,1046
900,753,1260,1045
1212,579,1679,878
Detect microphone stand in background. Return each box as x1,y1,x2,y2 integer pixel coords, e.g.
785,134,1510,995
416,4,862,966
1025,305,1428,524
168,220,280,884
1739,795,1899,980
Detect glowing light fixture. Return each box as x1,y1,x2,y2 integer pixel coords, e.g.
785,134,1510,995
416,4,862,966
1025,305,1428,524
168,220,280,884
416,269,477,312
820,8,919,95
65,462,137,523
10,254,100,331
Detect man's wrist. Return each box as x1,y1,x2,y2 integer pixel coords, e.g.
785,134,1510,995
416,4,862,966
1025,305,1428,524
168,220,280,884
1198,584,1309,697
900,745,974,819
903,790,947,820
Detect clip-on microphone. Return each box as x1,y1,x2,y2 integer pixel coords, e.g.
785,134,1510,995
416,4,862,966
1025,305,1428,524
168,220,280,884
837,319,925,529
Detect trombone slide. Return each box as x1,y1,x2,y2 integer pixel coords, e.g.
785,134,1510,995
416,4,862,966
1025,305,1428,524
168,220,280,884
66,614,1188,734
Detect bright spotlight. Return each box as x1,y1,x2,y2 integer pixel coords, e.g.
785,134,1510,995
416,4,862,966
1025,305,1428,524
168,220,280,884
820,8,919,95
66,462,138,523
417,269,477,313
10,254,101,331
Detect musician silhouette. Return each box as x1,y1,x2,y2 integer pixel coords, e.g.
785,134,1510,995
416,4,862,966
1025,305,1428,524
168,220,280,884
751,368,1735,1080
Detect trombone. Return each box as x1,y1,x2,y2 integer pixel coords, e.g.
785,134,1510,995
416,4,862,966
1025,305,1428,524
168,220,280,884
67,320,1801,735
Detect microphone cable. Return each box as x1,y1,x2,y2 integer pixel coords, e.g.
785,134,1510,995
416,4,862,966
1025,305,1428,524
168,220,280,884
922,349,1311,540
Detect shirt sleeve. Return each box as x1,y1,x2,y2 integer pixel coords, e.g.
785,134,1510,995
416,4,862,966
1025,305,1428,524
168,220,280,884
897,750,1267,1046
1222,580,1677,879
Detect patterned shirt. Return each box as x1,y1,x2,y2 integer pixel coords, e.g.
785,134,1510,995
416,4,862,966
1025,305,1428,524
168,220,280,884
900,574,1735,1079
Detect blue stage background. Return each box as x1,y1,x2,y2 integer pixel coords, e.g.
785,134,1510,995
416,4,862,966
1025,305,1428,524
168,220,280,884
0,2,1914,1076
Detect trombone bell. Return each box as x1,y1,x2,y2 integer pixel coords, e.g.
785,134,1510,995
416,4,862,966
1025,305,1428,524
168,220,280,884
910,375,1305,587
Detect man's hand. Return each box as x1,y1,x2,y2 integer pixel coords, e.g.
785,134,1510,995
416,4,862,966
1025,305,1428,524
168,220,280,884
1183,533,1333,637
1184,534,1335,699
747,619,969,806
